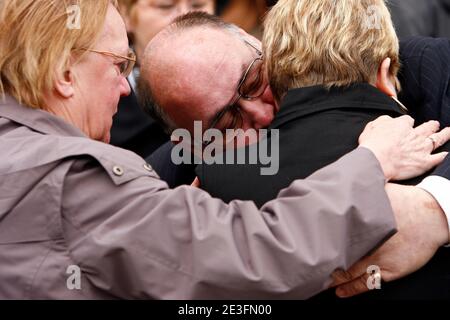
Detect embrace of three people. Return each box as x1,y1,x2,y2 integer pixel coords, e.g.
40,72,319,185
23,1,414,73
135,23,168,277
1,0,450,299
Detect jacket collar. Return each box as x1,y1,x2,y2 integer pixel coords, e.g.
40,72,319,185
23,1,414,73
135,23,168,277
270,83,406,129
0,95,87,138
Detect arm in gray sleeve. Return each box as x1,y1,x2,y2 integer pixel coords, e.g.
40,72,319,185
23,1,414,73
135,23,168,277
61,147,396,299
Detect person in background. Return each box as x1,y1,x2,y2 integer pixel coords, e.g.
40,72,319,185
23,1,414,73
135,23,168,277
218,0,270,39
388,0,450,39
109,0,215,158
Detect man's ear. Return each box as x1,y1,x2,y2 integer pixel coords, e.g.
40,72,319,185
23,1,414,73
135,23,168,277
376,57,397,97
53,60,75,99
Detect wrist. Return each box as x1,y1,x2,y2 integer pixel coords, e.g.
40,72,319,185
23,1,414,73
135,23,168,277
359,145,392,181
417,188,450,247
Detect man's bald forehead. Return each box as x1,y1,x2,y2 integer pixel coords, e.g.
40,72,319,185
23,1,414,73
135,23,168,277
142,25,241,89
145,25,236,62
140,24,248,132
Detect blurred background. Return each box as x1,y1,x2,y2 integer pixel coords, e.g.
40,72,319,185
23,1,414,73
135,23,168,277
119,0,449,46
115,0,450,82
217,0,450,40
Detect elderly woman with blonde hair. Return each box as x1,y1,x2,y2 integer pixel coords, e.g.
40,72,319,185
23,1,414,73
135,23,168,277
0,0,448,300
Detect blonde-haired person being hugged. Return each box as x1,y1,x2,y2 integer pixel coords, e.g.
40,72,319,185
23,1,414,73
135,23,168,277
262,0,450,299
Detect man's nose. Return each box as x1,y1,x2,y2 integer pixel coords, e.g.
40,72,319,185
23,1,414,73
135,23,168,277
120,76,131,97
239,100,275,130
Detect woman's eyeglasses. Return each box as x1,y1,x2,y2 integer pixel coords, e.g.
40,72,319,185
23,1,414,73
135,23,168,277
77,48,137,77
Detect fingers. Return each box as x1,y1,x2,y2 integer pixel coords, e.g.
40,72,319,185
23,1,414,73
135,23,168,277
429,127,450,149
414,125,450,172
330,269,356,288
335,274,371,298
421,127,450,164
414,120,440,137
191,177,201,188
333,262,383,298
426,151,449,169
331,259,368,287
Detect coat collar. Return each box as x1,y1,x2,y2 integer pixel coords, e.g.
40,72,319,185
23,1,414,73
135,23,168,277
270,83,406,129
0,95,87,138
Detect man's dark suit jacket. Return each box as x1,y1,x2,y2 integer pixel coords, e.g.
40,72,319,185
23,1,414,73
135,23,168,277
110,89,169,158
399,37,450,127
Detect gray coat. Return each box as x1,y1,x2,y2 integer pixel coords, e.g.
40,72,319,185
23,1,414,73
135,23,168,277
0,96,396,299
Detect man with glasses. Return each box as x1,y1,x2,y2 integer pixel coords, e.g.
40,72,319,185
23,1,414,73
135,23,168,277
141,13,275,187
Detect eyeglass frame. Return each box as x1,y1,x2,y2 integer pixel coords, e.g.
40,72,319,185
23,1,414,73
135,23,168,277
77,48,137,77
206,40,264,132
